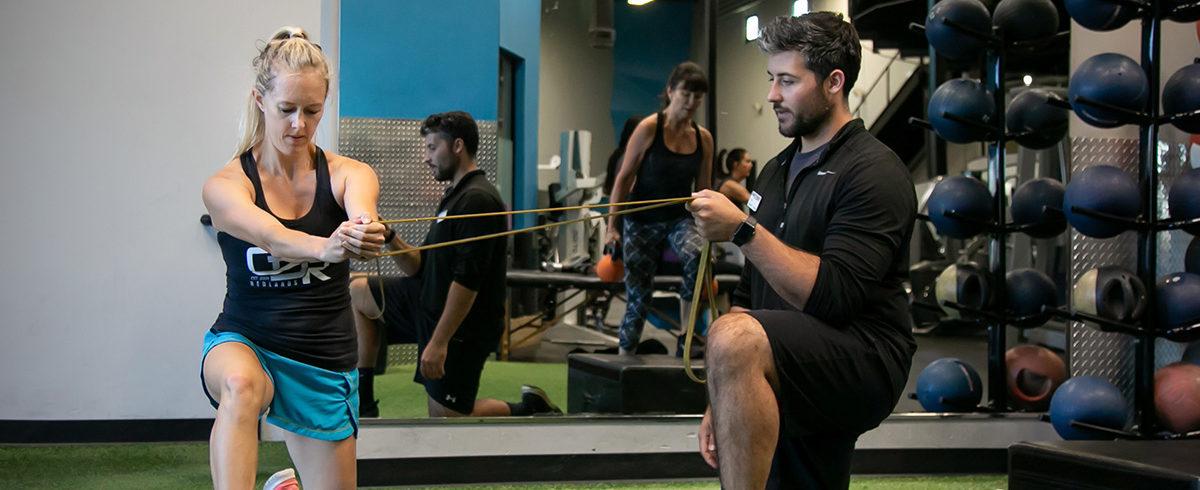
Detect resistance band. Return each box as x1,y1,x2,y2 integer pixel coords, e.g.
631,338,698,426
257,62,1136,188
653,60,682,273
370,195,713,384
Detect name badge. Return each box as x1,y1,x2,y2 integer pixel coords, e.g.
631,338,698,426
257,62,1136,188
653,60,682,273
436,210,448,223
747,191,762,213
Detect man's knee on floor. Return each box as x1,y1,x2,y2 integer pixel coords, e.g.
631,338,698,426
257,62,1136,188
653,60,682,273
427,397,469,418
349,276,377,314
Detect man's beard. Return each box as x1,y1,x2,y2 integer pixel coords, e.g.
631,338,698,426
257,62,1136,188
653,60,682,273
778,98,832,138
435,160,457,181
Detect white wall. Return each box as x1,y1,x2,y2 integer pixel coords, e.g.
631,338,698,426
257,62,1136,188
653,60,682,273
0,0,327,419
715,1,792,166
537,0,616,194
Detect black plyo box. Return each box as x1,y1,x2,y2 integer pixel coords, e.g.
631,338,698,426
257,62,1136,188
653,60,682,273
1009,440,1200,490
567,353,707,415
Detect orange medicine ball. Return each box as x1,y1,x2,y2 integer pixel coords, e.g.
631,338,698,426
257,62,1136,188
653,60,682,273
1006,344,1068,411
596,254,624,282
1155,362,1200,433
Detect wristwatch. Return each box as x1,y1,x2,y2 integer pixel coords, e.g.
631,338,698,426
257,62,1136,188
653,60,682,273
731,215,758,246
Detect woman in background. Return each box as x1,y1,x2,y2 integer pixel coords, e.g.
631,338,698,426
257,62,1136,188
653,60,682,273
606,61,713,355
713,147,754,208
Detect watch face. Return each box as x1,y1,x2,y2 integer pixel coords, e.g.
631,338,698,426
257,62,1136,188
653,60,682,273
733,218,756,245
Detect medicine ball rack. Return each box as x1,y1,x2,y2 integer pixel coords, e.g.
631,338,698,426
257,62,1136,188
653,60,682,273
908,1,1200,439
907,16,1072,414
1043,0,1200,439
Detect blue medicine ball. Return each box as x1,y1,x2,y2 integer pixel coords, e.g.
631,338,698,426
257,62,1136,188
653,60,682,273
1168,167,1200,235
1049,376,1128,440
1069,53,1149,128
929,79,996,143
925,0,992,61
1007,268,1059,327
992,0,1059,43
1007,89,1069,150
1064,0,1136,31
1157,272,1200,331
927,175,993,239
1064,165,1140,239
916,358,983,412
1163,62,1200,134
1011,177,1066,238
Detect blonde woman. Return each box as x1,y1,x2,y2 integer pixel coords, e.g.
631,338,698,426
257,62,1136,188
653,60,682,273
200,26,385,489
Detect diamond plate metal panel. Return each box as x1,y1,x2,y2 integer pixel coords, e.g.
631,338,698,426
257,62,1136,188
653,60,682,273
1069,133,1200,405
387,343,418,366
339,117,499,276
1068,137,1139,405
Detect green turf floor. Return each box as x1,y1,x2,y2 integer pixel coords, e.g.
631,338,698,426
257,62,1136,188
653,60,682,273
375,360,568,418
0,442,1007,489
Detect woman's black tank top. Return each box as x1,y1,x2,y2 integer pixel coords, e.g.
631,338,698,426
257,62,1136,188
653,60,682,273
627,113,702,222
212,148,355,371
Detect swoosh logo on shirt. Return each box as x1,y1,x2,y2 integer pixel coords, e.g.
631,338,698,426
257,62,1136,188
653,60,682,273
817,170,836,176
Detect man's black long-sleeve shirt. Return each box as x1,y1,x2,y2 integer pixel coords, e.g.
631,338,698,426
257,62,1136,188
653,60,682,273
732,119,917,350
418,169,508,347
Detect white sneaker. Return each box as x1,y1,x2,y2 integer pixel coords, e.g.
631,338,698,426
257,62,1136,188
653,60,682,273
263,468,300,490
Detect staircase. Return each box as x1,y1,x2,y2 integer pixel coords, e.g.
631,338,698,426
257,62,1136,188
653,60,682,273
850,47,928,170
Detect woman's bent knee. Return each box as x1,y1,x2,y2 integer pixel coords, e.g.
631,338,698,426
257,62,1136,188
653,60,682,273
219,373,269,412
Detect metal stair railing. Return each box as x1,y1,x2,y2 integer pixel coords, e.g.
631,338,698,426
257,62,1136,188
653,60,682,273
851,50,923,128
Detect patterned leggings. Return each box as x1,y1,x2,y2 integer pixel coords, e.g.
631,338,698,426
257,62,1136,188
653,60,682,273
619,217,704,351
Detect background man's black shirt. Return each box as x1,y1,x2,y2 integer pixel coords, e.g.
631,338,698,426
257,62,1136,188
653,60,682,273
418,169,508,347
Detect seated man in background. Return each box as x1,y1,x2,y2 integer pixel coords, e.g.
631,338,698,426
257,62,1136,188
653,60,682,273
349,111,559,418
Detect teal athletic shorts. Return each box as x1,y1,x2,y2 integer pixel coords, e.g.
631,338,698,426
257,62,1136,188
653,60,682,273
201,330,359,441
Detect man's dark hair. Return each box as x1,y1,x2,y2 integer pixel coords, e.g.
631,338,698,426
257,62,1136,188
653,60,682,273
757,12,861,101
420,111,479,157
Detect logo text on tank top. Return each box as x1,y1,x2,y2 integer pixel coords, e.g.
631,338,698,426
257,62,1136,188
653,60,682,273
245,247,331,287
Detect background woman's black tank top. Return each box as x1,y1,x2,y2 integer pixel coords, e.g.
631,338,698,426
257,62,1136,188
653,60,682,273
212,148,355,371
627,113,702,222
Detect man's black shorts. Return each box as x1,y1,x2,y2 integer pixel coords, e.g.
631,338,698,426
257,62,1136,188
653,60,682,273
746,309,913,489
369,276,495,414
